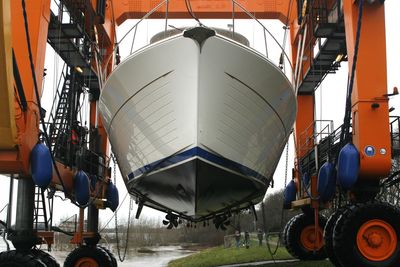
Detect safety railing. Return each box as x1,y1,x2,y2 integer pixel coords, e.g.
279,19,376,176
298,120,334,154
390,116,400,158
101,0,295,85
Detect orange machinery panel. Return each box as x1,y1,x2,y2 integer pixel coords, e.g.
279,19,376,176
343,1,391,179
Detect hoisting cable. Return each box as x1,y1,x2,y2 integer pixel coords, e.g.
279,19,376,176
111,154,132,262
231,1,294,74
332,0,364,209
337,0,364,149
115,198,133,262
21,0,68,197
266,140,290,262
279,0,294,71
22,0,107,209
165,0,169,36
185,0,204,26
129,24,138,54
103,0,168,72
99,192,129,233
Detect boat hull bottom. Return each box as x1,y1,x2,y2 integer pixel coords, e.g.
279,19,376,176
127,158,268,220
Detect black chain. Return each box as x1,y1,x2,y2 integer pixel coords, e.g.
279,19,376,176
112,155,132,262
266,141,290,260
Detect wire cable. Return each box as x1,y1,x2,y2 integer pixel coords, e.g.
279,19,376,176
111,155,132,262
99,192,129,233
22,0,107,209
280,0,294,71
185,0,204,26
21,0,68,196
339,0,364,147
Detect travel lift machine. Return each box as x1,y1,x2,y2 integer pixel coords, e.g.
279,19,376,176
0,0,399,266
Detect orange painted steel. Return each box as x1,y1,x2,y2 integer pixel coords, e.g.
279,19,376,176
294,95,315,160
0,0,51,175
300,224,324,251
0,0,16,150
356,219,397,262
343,0,391,178
1,1,396,261
293,95,315,201
74,257,99,267
113,0,294,25
71,208,86,246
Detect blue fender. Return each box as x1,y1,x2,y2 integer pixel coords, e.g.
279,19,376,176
317,162,336,201
31,143,53,188
283,180,297,206
337,143,360,190
74,171,90,205
107,182,119,212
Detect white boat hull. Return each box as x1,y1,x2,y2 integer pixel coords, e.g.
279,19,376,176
99,27,296,220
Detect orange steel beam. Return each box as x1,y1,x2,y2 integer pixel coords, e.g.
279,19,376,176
343,1,391,179
112,0,293,25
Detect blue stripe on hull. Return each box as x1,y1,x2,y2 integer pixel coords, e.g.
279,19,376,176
128,146,267,181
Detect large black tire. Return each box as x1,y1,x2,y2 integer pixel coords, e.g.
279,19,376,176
31,250,60,267
324,208,346,267
285,213,327,260
333,201,400,267
98,246,117,267
283,215,297,249
64,246,113,267
0,250,45,267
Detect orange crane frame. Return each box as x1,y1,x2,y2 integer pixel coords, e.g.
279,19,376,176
0,0,393,265
2,0,390,183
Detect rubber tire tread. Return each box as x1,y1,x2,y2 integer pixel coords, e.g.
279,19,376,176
324,208,347,267
64,246,113,267
0,250,46,267
31,250,60,267
98,246,117,267
283,215,297,251
333,201,400,267
285,213,327,261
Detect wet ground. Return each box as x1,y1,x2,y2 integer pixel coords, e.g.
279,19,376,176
0,242,194,267
52,245,195,267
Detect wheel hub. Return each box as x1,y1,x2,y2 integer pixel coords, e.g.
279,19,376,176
300,225,324,251
366,232,383,248
75,257,99,267
356,219,397,261
307,232,316,243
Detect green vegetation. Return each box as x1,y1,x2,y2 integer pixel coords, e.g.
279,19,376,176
168,244,291,267
259,261,333,267
169,238,334,267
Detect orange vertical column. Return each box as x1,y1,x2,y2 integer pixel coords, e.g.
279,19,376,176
294,94,315,198
343,0,391,179
295,95,315,160
0,0,51,174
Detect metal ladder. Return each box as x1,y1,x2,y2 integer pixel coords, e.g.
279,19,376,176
33,187,51,231
49,75,71,152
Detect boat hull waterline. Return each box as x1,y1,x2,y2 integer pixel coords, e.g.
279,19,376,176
99,27,297,220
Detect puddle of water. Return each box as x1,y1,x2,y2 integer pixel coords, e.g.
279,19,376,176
52,246,194,267
0,241,194,266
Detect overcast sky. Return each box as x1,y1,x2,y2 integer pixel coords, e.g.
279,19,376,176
0,0,399,228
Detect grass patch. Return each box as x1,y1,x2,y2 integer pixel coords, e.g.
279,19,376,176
259,260,333,267
168,243,291,267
